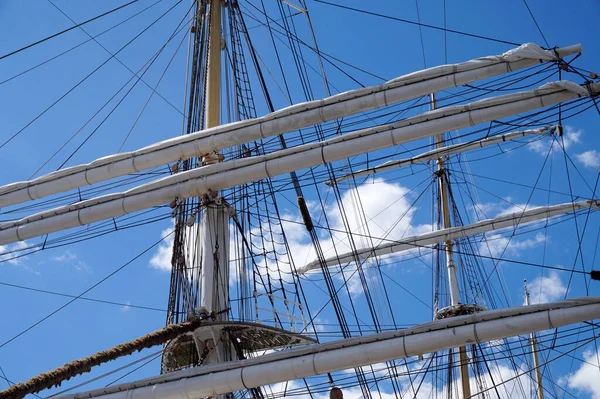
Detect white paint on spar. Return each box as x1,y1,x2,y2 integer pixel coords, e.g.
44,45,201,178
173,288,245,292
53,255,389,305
0,80,596,246
56,297,600,399
0,43,581,208
326,126,555,184
298,200,600,273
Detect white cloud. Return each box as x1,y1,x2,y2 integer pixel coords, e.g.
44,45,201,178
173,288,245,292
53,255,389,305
528,125,581,155
561,348,600,398
248,179,429,262
268,357,541,399
525,271,566,305
150,180,431,293
149,224,175,271
252,179,433,297
149,216,235,277
0,241,28,265
473,201,551,259
121,302,131,312
576,150,600,168
472,200,541,220
51,249,91,272
51,251,77,263
481,232,546,258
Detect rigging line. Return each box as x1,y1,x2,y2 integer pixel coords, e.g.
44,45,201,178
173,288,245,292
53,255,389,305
312,0,521,46
0,281,167,312
0,230,174,350
296,215,592,276
241,3,375,85
1,167,169,214
0,0,184,151
0,376,42,399
117,17,190,152
477,334,600,397
0,0,165,87
294,1,397,344
378,269,431,309
55,2,191,171
44,350,163,397
46,0,185,119
522,0,550,48
560,144,600,297
26,19,187,180
443,0,447,63
251,0,363,344
0,366,9,388
0,0,140,61
414,0,427,68
449,168,589,200
103,351,162,387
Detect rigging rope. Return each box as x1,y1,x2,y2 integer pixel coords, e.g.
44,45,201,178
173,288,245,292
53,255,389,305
0,0,140,61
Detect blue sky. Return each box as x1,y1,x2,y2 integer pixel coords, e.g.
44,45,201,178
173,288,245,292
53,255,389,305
1,0,600,398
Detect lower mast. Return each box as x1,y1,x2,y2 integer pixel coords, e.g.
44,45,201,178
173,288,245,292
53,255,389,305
198,0,232,370
431,92,472,398
525,280,545,399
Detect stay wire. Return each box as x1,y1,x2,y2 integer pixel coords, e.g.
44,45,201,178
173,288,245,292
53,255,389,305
44,350,163,397
0,0,140,61
312,0,521,46
0,281,166,312
0,230,174,349
46,0,185,119
0,0,184,151
0,0,165,87
522,0,550,48
55,1,190,170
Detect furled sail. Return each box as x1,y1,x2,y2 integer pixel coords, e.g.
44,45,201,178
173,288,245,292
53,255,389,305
297,200,600,274
0,44,581,208
0,80,597,245
54,297,600,399
325,126,555,185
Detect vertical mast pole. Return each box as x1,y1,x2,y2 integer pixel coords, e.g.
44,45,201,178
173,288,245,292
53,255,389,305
205,0,221,130
431,93,471,398
199,0,229,340
525,281,545,399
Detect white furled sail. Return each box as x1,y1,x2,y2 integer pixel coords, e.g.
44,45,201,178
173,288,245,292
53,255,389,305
325,126,555,185
0,80,597,246
297,200,600,274
55,297,600,399
0,44,581,208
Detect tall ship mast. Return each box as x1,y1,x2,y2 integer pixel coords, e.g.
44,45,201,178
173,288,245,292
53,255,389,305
1,1,600,398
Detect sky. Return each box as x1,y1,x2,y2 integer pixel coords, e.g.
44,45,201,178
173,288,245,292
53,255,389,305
1,0,600,398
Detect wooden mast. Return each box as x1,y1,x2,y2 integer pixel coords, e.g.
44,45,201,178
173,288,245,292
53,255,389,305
431,93,472,398
525,280,545,399
205,0,221,130
198,0,230,369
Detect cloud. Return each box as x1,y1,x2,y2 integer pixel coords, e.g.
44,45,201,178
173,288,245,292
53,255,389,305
301,179,431,266
472,200,541,220
528,125,581,155
51,251,77,263
250,179,432,296
575,150,600,168
149,216,235,276
268,358,540,399
149,223,175,272
121,302,131,312
51,249,91,272
150,180,431,291
481,232,546,258
0,241,29,265
525,271,566,305
472,201,551,258
561,348,600,398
